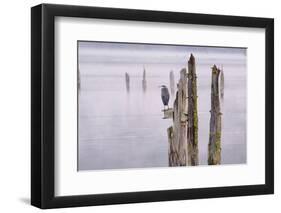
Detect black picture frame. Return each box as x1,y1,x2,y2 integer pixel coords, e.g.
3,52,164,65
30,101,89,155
31,3,274,209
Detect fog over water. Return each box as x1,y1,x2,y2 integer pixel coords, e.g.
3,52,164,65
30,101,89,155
78,41,247,171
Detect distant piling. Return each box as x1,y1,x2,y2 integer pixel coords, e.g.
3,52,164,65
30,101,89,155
187,54,199,166
169,70,175,96
78,68,81,91
125,72,130,92
208,65,222,165
142,67,147,92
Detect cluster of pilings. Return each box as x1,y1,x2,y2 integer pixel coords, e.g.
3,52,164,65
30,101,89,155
165,54,223,166
125,68,147,93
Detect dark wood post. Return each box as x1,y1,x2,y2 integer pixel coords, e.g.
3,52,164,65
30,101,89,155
208,65,222,165
187,54,199,166
177,68,188,165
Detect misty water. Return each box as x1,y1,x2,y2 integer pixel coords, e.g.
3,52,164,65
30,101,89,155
78,42,247,171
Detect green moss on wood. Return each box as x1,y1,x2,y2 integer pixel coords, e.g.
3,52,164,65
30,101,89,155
208,65,222,165
187,54,199,165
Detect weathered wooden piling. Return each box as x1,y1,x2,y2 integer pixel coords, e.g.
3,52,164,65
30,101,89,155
167,126,177,166
208,65,222,165
125,72,130,92
166,68,188,166
164,54,201,166
142,68,147,92
187,54,199,166
169,70,175,96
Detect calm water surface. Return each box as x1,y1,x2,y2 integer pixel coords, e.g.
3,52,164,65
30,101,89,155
78,43,247,170
78,62,246,170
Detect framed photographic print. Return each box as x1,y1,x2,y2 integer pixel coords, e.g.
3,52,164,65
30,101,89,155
31,3,274,209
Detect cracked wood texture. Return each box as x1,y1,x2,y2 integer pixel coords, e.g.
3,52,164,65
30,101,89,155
167,68,188,166
208,65,222,165
187,54,199,166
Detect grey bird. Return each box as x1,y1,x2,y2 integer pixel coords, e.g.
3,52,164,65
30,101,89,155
160,85,170,110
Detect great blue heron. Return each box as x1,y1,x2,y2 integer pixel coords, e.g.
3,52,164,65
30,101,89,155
160,85,170,110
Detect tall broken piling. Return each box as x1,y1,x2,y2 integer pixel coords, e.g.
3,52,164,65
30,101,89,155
208,65,222,165
187,54,199,166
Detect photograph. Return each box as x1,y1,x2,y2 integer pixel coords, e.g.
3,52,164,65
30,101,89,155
77,41,247,170
30,3,274,209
